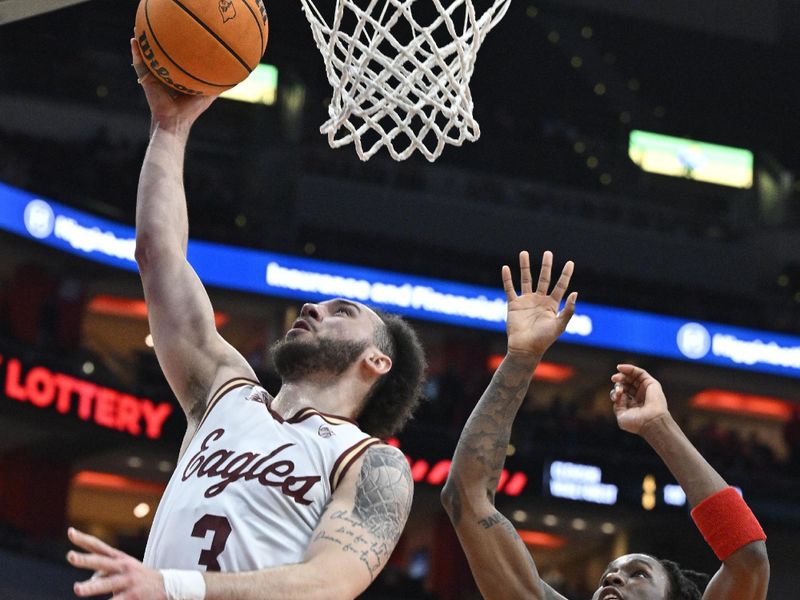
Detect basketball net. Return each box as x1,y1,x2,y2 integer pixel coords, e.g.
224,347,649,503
300,0,511,162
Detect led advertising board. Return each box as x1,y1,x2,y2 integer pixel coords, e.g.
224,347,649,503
2,182,798,378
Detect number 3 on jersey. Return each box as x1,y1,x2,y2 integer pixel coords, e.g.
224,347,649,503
192,514,232,571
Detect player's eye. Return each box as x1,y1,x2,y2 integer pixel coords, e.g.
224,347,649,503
632,570,648,578
336,306,353,316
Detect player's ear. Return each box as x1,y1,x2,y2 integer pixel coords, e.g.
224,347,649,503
362,350,392,377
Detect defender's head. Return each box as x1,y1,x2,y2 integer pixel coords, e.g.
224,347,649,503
593,554,708,600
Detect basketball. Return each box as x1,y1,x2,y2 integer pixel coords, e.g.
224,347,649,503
134,0,269,96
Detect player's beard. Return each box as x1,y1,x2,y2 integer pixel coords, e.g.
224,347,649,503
270,336,369,381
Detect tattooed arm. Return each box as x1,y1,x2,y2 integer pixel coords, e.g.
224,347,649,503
204,444,413,599
68,444,412,600
441,251,577,600
302,444,413,587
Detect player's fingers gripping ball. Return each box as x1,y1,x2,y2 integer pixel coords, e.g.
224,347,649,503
134,0,269,96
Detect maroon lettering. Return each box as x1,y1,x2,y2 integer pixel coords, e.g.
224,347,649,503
183,430,321,503
192,514,232,571
219,451,258,481
282,476,320,506
184,429,225,479
198,449,235,477
204,451,260,497
224,452,259,476
257,460,293,482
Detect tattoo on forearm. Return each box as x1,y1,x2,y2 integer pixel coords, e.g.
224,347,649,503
450,359,533,522
479,511,517,536
312,446,413,580
480,510,537,575
479,511,504,529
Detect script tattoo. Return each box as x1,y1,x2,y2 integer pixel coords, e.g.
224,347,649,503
313,446,412,580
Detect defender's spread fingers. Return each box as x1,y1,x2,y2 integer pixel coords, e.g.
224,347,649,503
519,250,533,294
536,250,553,294
550,260,574,304
501,265,517,302
557,291,577,331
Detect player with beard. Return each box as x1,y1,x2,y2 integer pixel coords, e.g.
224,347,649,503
66,40,425,600
441,251,769,600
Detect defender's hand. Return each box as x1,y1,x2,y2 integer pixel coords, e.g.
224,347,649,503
610,364,669,435
502,250,577,361
67,527,167,599
131,38,217,130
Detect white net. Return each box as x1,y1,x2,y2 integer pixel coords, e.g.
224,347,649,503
300,0,511,162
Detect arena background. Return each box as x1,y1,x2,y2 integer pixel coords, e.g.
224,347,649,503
0,0,799,597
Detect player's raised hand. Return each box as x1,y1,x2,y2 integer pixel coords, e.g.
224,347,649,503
67,527,167,599
131,38,216,128
501,250,577,361
610,364,669,435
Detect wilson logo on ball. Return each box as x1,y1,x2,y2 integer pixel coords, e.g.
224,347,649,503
137,31,203,95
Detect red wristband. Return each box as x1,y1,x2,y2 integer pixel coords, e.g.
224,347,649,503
690,487,766,561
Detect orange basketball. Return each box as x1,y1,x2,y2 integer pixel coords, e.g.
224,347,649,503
134,0,269,96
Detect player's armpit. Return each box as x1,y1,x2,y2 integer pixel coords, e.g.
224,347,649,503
303,444,413,595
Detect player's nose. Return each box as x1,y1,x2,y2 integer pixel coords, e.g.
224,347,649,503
603,571,625,587
300,303,322,321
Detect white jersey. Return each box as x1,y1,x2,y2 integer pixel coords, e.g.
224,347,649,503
143,378,380,572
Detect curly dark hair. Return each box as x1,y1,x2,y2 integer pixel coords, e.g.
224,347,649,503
356,310,427,439
659,558,710,600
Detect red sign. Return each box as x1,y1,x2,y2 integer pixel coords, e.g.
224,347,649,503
1,355,173,439
387,437,528,496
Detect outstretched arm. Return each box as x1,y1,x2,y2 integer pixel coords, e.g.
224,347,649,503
611,365,769,600
131,39,255,429
441,251,577,600
67,445,413,599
